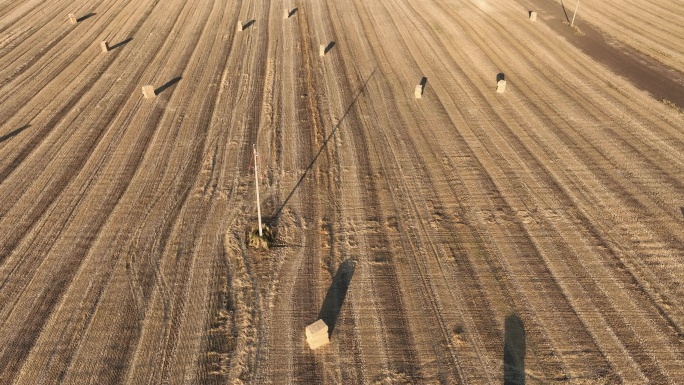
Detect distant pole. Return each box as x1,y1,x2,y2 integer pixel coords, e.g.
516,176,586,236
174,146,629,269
254,145,263,237
570,0,579,27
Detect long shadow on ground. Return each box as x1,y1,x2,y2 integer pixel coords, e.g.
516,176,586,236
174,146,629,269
524,0,684,108
155,76,182,95
77,13,96,22
0,125,30,144
109,37,133,50
318,259,355,336
272,68,377,221
504,314,526,385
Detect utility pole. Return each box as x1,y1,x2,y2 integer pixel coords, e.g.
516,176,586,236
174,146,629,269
254,145,263,237
571,0,579,27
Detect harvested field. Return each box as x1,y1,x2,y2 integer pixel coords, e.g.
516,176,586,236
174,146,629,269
554,0,684,74
0,0,683,384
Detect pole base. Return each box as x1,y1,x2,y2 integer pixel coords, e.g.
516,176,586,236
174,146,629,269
248,225,274,250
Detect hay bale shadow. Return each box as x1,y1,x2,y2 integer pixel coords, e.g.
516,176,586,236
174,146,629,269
318,259,355,336
110,37,133,50
77,13,96,22
504,314,526,385
155,76,182,95
242,19,256,30
419,76,428,94
324,41,336,54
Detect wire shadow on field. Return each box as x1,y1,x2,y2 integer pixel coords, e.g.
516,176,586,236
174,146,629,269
318,259,355,336
0,124,30,144
504,314,526,385
272,67,377,220
559,1,570,23
155,76,182,95
110,37,133,50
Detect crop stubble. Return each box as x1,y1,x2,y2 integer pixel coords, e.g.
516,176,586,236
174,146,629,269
0,0,682,384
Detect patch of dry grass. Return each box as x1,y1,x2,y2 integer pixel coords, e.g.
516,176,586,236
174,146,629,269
563,21,585,36
248,225,274,250
662,99,683,114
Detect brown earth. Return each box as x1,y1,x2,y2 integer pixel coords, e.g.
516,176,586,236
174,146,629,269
521,0,684,108
0,0,683,384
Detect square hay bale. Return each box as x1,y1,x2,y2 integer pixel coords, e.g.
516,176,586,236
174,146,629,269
284,9,290,19
306,319,329,350
142,85,156,99
68,14,78,25
319,44,326,57
305,319,328,339
237,21,243,32
308,336,329,350
529,11,537,21
100,41,109,53
497,79,506,93
415,84,423,99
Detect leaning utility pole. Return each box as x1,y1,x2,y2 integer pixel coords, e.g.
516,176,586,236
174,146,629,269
253,145,263,237
571,0,579,27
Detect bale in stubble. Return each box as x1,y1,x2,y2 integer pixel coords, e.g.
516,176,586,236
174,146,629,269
529,11,537,21
68,14,78,25
497,79,506,93
415,84,423,99
142,85,156,99
100,41,109,53
305,319,330,350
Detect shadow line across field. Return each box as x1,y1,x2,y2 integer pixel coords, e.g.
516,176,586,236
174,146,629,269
559,0,571,23
0,125,30,144
272,68,377,220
